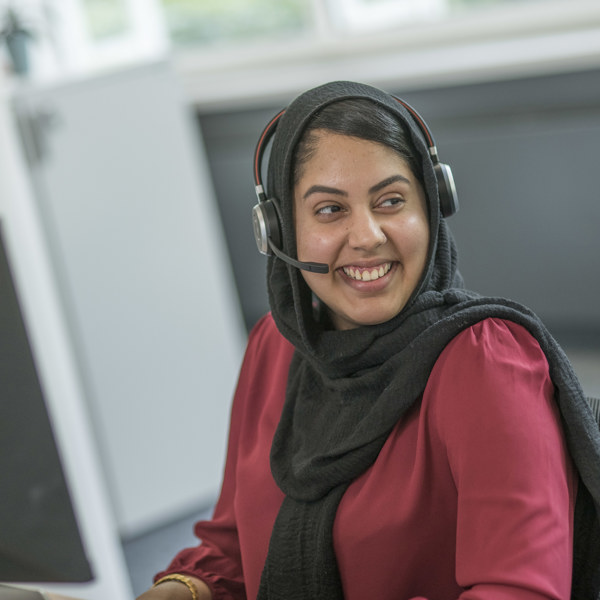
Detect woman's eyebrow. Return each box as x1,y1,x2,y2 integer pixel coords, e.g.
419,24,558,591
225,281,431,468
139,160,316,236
369,174,411,194
302,174,411,201
303,185,347,200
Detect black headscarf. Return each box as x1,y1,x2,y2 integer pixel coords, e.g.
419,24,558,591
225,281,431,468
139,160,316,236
256,81,600,600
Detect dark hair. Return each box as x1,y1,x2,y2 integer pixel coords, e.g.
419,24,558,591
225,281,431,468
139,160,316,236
292,98,422,185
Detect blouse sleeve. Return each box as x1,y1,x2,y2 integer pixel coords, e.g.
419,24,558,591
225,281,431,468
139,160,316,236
427,318,577,600
154,315,277,600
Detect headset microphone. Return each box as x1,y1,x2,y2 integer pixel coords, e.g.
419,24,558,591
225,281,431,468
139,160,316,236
268,239,329,274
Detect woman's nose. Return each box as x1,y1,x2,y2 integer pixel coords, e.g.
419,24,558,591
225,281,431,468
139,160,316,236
348,211,387,251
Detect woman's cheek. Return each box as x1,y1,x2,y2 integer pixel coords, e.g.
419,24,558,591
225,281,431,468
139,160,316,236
298,226,335,262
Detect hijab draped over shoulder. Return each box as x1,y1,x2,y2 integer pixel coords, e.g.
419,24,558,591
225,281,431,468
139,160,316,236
256,81,600,600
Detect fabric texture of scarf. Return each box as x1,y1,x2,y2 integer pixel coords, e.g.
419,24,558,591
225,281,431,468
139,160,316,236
255,81,600,600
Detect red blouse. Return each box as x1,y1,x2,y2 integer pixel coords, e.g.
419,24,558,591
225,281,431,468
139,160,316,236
157,315,577,600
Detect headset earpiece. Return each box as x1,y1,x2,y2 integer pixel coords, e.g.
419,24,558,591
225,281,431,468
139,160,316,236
252,198,281,256
434,161,459,218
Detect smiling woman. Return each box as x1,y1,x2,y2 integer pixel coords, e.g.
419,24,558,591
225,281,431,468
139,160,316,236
137,81,600,600
291,97,430,330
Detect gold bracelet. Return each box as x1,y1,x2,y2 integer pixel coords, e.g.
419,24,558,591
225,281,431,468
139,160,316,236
154,574,199,600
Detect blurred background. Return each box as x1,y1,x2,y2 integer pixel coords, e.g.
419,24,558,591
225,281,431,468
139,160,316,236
0,1,599,598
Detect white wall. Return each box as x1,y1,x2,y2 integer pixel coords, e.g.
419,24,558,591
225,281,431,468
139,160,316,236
0,69,132,600
12,60,246,537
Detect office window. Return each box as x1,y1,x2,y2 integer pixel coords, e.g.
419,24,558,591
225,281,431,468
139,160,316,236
326,0,447,32
160,0,572,48
82,0,131,40
160,0,313,47
325,0,570,33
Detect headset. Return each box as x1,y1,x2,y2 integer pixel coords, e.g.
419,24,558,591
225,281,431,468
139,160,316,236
252,96,458,274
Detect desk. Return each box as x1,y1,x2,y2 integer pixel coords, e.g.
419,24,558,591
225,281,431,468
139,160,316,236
0,585,80,600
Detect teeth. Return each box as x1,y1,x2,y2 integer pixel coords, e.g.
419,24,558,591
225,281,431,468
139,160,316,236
343,263,392,281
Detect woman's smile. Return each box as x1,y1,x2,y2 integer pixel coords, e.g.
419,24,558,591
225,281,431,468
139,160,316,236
294,131,430,330
340,261,393,282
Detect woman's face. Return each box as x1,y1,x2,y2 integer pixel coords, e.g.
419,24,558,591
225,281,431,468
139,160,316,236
294,131,430,330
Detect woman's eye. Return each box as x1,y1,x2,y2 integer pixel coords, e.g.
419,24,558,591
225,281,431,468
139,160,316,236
316,205,342,215
379,196,404,208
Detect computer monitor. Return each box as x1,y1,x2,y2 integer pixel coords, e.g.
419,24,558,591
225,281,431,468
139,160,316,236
0,225,93,584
